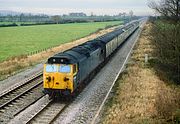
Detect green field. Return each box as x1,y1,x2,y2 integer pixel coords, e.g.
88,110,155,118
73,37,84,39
0,21,122,62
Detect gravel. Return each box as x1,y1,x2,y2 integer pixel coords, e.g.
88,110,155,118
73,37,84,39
0,85,44,124
9,95,50,124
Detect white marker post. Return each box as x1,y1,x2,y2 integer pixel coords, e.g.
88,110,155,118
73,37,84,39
145,54,148,63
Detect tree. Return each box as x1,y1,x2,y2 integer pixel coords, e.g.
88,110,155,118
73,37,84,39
122,12,126,18
51,15,61,24
20,13,24,22
148,0,180,22
129,10,134,21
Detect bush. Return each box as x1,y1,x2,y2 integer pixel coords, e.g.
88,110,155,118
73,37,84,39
151,21,180,83
0,23,18,27
20,22,56,26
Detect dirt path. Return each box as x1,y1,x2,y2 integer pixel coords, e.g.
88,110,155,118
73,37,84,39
100,22,180,124
0,25,119,80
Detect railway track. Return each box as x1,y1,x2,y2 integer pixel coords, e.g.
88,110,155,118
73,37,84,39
0,72,45,124
0,72,42,100
26,101,67,124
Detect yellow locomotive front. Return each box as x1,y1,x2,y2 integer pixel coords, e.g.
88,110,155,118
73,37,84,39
43,63,77,97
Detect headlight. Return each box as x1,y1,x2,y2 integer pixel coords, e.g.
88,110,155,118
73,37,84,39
64,77,70,82
46,76,51,82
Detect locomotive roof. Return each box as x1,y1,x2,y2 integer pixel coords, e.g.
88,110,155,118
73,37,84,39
47,39,103,64
47,53,78,64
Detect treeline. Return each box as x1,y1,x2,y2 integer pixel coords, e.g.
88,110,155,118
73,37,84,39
0,13,140,27
148,0,180,22
0,14,50,22
0,13,139,23
0,19,121,27
148,0,180,84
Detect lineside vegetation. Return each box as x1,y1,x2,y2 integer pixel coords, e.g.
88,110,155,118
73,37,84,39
148,0,180,83
150,20,180,84
101,22,180,124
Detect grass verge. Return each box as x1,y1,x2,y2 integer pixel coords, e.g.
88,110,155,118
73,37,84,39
100,22,180,124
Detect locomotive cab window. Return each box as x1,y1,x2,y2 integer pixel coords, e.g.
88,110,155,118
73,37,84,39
73,64,77,74
59,65,71,73
46,65,58,73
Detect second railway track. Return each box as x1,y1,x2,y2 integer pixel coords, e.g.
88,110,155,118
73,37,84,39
26,100,68,124
0,72,45,124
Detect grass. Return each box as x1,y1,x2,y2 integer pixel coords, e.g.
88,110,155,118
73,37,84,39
0,21,122,62
100,22,180,124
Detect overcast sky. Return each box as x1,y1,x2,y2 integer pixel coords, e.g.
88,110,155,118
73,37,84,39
0,0,156,16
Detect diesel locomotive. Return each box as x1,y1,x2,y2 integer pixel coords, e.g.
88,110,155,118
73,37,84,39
43,20,140,98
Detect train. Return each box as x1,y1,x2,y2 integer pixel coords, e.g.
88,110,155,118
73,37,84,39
43,20,140,99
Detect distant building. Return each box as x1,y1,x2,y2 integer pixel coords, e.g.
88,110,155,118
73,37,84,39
69,12,86,17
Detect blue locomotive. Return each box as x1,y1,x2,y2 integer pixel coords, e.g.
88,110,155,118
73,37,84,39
43,20,140,98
